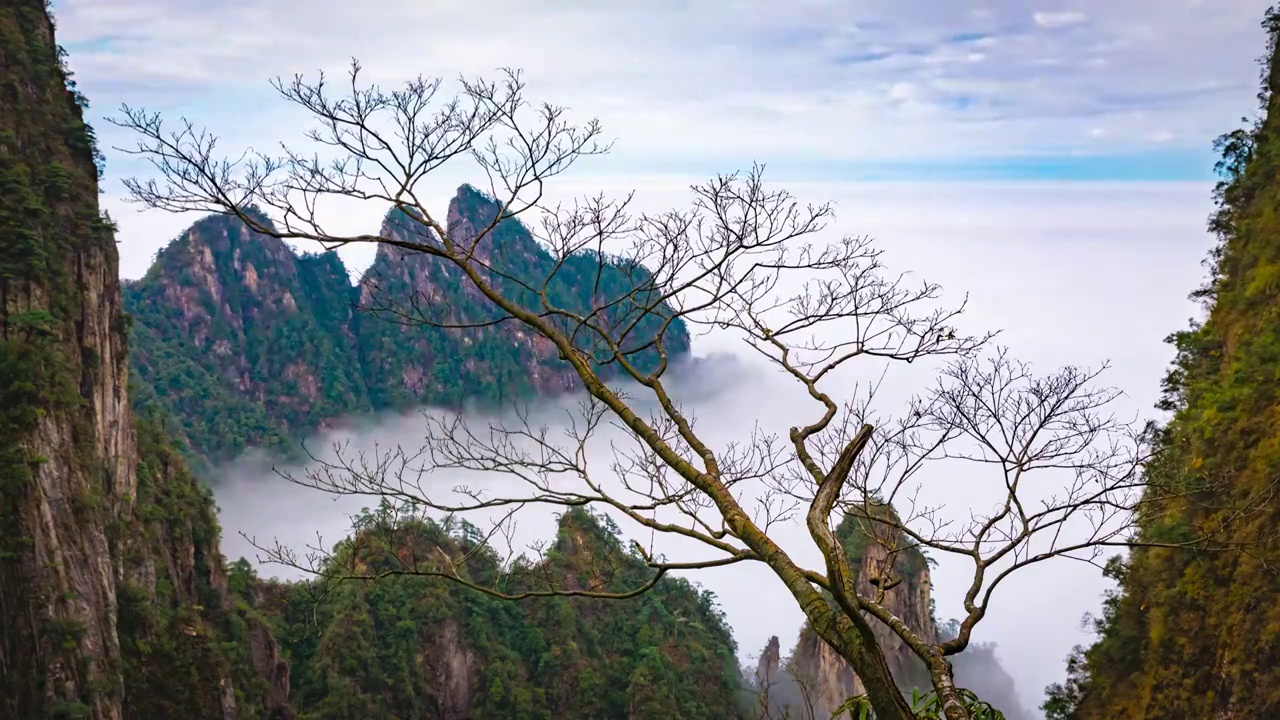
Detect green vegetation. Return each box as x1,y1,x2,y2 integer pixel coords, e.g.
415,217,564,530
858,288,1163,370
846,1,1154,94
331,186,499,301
835,506,938,694
124,188,690,466
124,210,370,466
116,414,281,720
836,503,934,583
1041,7,1280,718
1,0,125,713
242,506,742,719
2,4,734,715
25,0,1280,712
2,1,289,715
839,688,1006,720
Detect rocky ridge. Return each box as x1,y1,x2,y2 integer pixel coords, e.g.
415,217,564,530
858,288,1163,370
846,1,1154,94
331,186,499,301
748,508,1031,719
124,186,690,466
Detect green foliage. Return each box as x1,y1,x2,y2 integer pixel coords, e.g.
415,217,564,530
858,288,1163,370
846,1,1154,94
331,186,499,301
1042,6,1280,718
243,507,740,719
0,1,103,286
50,701,92,719
124,189,691,467
0,2,289,716
834,502,931,580
0,6,108,710
442,186,690,376
0,339,47,497
0,158,48,278
45,617,86,651
122,212,370,462
115,414,278,720
1,2,253,717
835,687,1006,720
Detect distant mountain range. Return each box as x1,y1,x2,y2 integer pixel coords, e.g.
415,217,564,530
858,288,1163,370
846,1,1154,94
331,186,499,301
122,185,690,466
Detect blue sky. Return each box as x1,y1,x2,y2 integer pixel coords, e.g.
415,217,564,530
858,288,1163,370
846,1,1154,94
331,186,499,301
52,0,1269,183
44,0,1272,277
623,148,1224,182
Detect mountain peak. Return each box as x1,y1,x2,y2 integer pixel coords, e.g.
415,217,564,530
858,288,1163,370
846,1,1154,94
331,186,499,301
125,188,691,464
455,182,493,202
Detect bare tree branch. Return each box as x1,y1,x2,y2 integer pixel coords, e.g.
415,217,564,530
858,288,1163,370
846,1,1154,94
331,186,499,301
113,64,1269,720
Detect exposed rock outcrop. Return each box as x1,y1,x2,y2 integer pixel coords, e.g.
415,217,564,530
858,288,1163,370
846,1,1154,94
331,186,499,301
0,3,291,717
747,506,1031,719
783,508,937,717
125,185,690,465
755,635,782,687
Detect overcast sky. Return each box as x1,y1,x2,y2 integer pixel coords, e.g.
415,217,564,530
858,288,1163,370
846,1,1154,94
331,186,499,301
49,0,1270,716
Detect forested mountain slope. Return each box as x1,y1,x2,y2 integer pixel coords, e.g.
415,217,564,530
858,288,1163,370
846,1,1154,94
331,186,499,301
1043,7,1280,718
0,2,731,718
124,186,690,466
0,2,290,717
241,507,744,719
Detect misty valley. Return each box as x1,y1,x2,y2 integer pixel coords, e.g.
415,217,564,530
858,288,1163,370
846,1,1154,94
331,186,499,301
4,1,1280,719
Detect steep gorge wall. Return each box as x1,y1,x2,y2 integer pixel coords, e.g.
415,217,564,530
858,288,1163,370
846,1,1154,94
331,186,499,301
0,2,288,717
1044,8,1280,718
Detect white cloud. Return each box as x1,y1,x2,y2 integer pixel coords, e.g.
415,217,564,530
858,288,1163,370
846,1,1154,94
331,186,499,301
1034,11,1088,29
210,180,1217,716
50,0,1271,191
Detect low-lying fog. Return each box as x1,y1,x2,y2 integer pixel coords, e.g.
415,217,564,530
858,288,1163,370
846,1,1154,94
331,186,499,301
212,182,1215,718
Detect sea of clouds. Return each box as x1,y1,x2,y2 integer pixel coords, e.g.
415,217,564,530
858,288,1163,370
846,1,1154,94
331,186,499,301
205,180,1217,717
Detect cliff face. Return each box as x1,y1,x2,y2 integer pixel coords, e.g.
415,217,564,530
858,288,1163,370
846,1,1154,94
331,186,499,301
785,511,936,718
1043,8,1280,719
812,525,938,688
126,185,690,465
0,3,289,717
124,211,369,464
355,189,580,412
748,508,1030,719
0,4,132,711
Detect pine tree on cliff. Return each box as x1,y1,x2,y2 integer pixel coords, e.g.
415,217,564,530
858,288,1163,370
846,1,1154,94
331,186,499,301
1043,6,1280,718
0,2,290,718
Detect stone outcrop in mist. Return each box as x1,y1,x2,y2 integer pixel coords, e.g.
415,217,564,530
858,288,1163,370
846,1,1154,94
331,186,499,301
744,506,1032,719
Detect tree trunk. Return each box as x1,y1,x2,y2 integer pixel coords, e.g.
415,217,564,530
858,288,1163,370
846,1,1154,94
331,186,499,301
820,614,917,720
924,654,972,720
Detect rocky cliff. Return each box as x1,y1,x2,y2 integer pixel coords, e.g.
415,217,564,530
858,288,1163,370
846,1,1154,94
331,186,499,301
124,209,370,466
748,506,1031,719
1042,7,1280,718
0,2,289,717
125,185,690,466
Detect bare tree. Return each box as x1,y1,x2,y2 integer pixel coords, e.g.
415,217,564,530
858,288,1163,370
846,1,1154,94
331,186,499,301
110,64,1261,720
